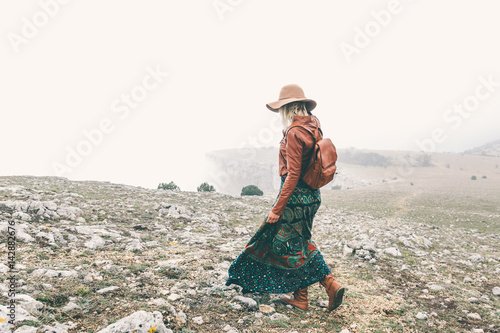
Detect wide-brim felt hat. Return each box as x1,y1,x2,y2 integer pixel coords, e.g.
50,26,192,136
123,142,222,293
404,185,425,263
266,84,317,112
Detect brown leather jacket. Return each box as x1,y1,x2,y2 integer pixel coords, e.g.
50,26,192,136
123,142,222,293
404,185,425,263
271,114,322,216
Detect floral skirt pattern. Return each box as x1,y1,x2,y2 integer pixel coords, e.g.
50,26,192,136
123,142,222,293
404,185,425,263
225,176,331,294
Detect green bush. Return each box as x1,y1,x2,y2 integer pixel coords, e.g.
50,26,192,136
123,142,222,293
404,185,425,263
158,181,180,191
197,182,216,192
241,185,263,196
482,175,487,179
471,175,477,180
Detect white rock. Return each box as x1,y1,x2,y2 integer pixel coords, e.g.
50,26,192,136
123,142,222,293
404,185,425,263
17,231,35,242
56,206,83,220
125,239,143,251
343,244,353,256
492,286,500,296
317,300,328,308
31,268,46,276
95,310,168,332
223,325,237,332
43,201,58,211
21,325,67,333
84,272,103,283
0,304,38,328
85,235,106,250
416,312,428,320
269,313,289,322
192,316,204,325
175,311,187,324
167,205,189,218
468,254,484,263
96,286,119,295
167,294,182,301
428,284,445,291
45,269,60,278
339,330,351,333
62,301,80,311
258,304,275,313
75,226,94,235
0,264,9,274
150,298,170,307
472,329,484,333
36,231,55,244
13,212,31,221
14,294,44,313
14,326,39,332
467,313,481,320
59,270,78,278
232,296,257,309
384,247,402,257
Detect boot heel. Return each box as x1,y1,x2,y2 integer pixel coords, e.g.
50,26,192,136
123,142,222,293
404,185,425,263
329,287,345,311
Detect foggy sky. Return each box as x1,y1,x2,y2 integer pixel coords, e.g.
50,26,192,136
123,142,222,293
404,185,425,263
1,0,499,191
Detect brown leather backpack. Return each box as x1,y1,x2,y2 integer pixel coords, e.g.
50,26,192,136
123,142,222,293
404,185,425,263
284,123,337,189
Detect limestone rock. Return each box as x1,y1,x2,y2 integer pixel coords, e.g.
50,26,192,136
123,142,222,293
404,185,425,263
96,310,168,332
232,296,258,309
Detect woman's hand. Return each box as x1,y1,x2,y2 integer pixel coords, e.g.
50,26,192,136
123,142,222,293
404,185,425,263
266,211,281,223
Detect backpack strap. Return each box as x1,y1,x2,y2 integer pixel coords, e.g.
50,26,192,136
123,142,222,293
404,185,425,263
284,123,323,146
282,123,323,172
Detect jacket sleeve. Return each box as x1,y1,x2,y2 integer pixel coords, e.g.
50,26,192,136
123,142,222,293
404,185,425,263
271,128,304,216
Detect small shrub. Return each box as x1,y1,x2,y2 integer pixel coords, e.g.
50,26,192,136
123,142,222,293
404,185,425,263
331,185,342,190
197,182,215,192
37,253,49,260
471,175,477,180
241,185,263,196
482,175,487,179
158,181,180,191
36,293,69,308
446,163,450,168
77,286,89,296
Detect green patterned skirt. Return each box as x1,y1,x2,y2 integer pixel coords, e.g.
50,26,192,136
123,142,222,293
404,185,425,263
226,176,331,293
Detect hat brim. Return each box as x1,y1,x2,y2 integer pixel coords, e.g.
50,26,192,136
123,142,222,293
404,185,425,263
266,97,317,112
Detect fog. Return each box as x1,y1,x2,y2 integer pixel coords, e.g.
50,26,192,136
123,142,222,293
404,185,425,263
1,0,499,191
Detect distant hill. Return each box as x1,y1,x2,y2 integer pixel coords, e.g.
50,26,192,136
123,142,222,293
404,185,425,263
464,139,500,157
204,145,500,195
204,147,434,194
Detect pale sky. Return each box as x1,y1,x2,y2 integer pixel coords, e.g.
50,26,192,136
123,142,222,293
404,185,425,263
1,0,499,192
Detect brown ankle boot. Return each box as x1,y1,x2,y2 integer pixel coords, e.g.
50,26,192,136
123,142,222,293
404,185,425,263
320,273,345,311
280,287,308,311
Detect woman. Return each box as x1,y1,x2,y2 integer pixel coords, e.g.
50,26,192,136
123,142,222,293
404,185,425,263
225,84,345,312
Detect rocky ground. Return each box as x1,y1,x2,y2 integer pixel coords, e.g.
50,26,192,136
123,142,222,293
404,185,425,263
0,175,499,333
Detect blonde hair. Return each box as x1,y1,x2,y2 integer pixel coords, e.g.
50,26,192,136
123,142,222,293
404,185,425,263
279,101,311,129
